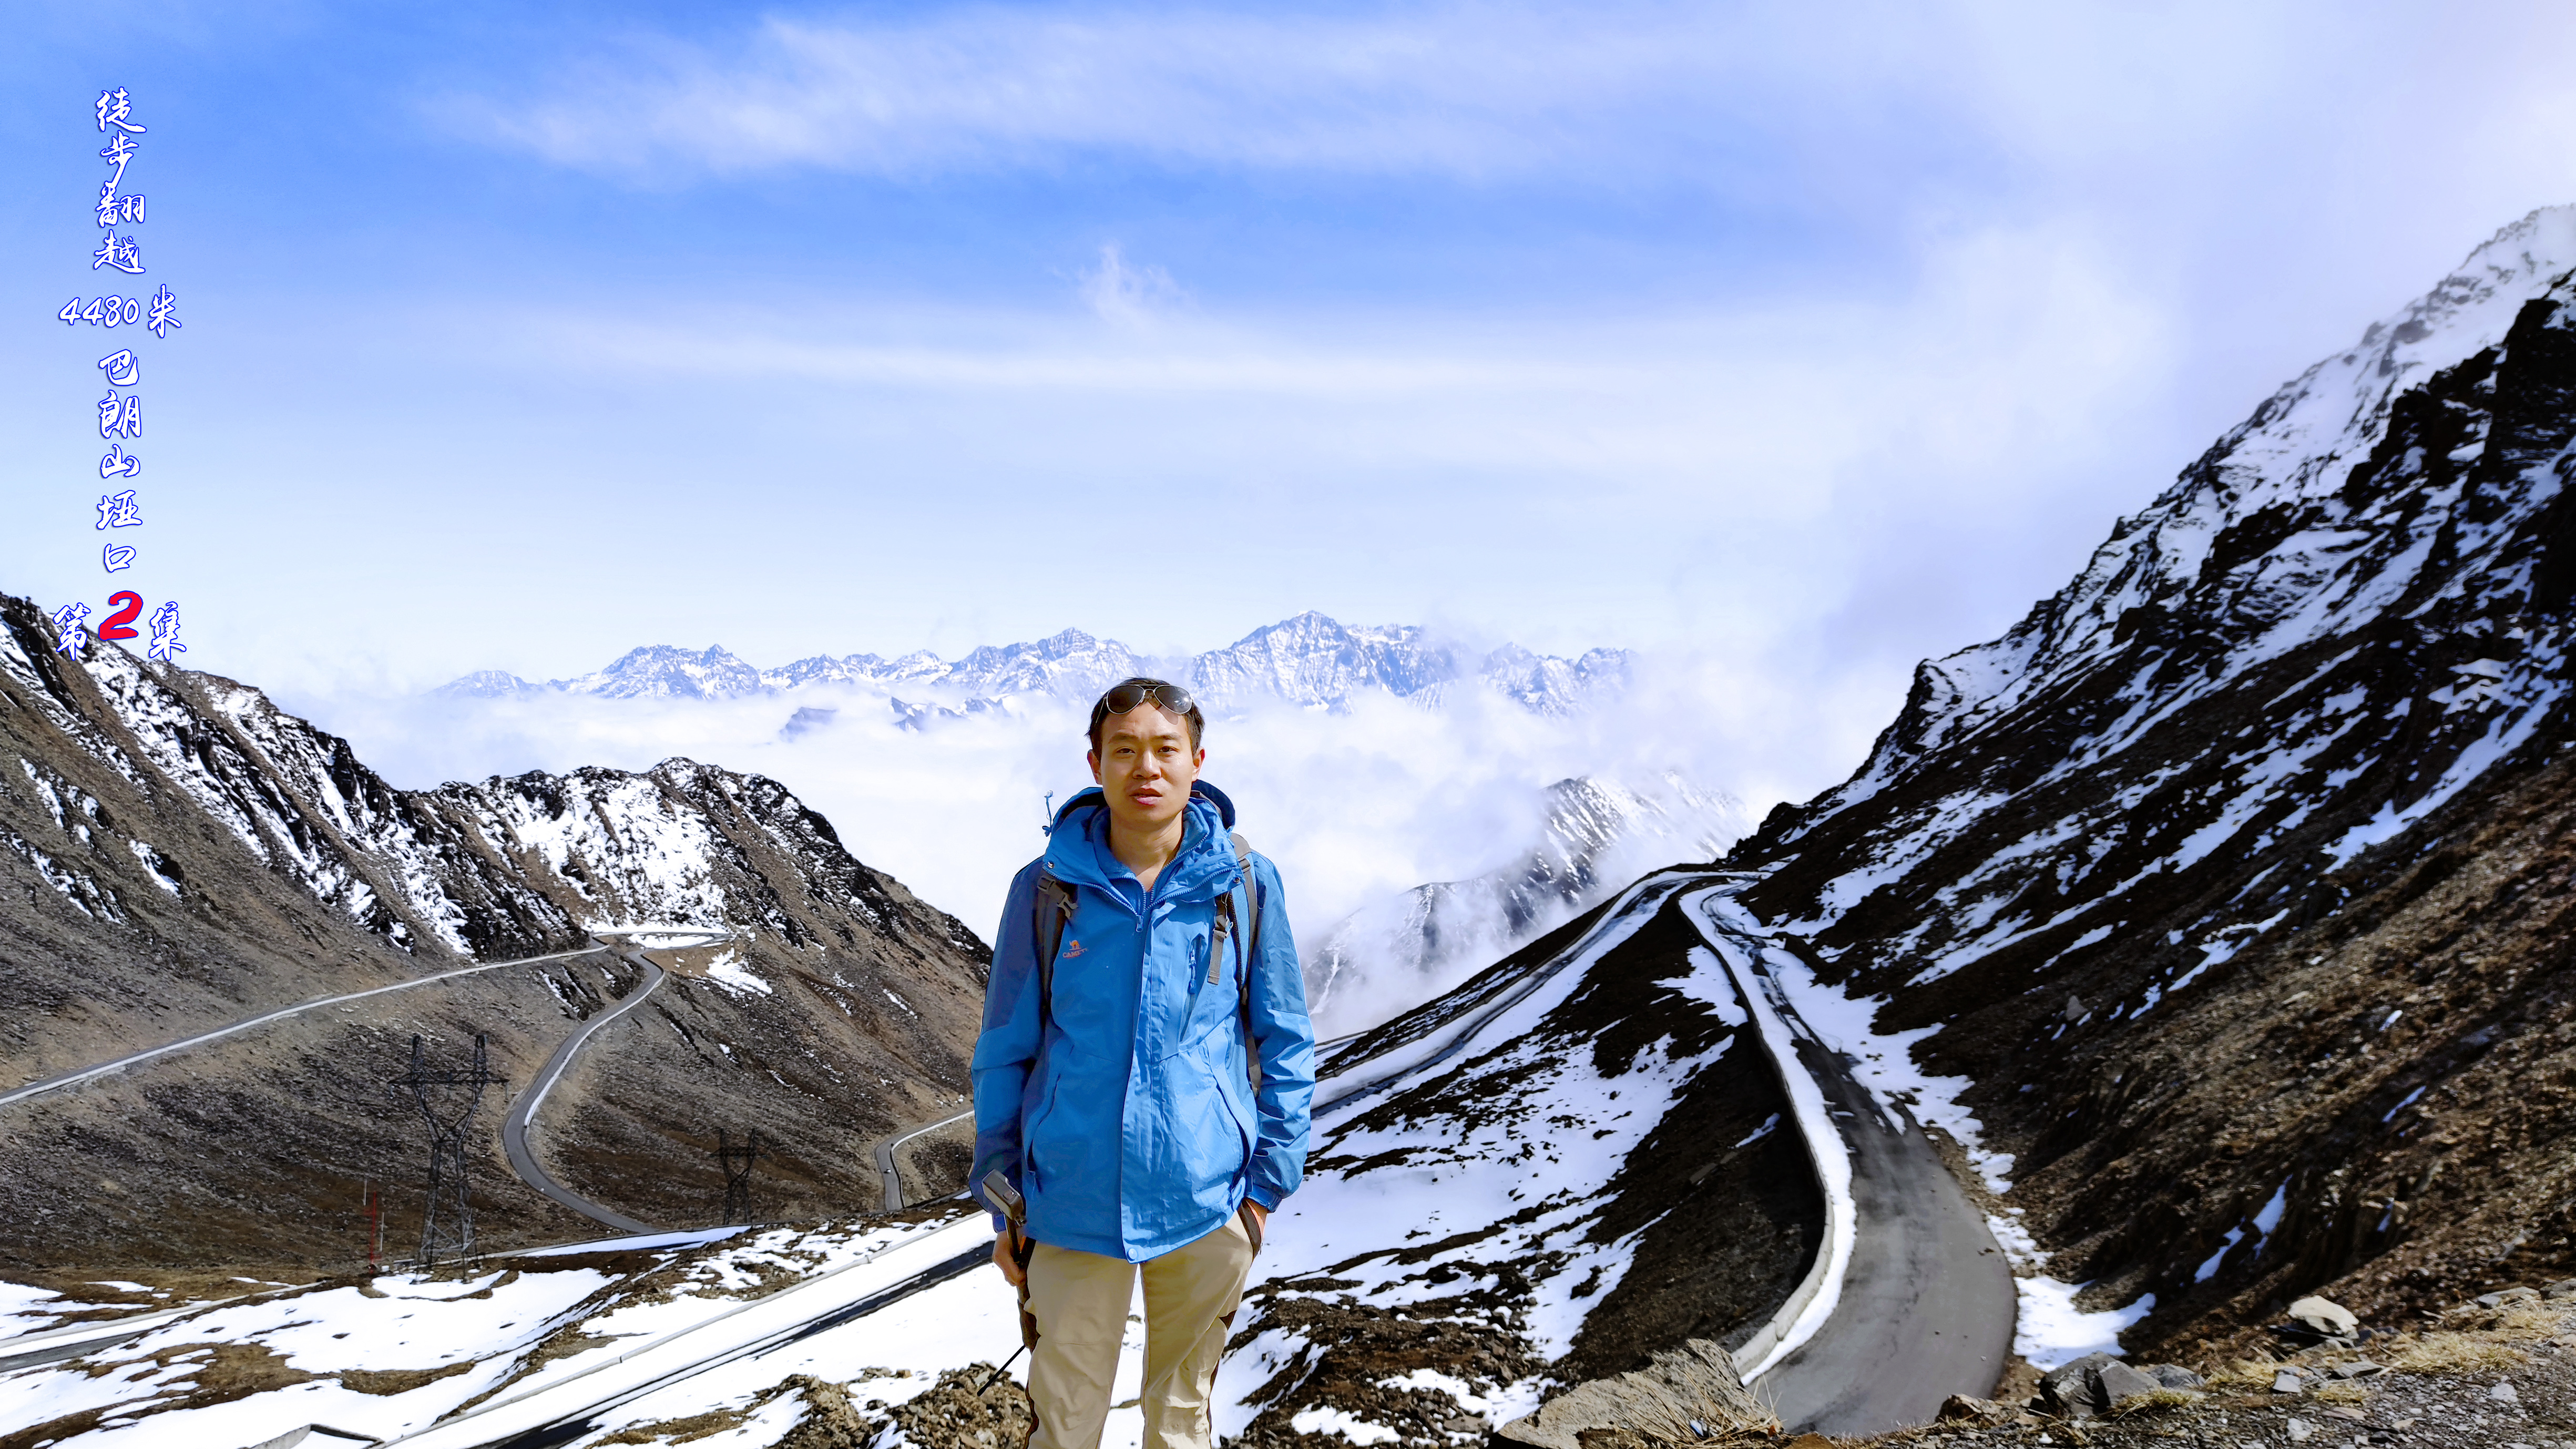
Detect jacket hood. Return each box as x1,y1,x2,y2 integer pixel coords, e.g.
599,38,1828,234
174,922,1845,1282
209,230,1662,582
1044,781,1242,902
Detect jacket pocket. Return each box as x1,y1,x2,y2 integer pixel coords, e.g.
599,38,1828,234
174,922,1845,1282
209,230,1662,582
1208,1041,1254,1174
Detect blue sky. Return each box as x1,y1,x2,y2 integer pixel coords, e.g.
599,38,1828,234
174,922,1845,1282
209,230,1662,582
11,1,2576,795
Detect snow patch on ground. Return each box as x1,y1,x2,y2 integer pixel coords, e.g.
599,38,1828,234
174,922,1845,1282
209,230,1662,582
2013,1279,2154,1369
1985,1211,2152,1368
0,1214,1000,1449
1294,1405,1403,1443
701,948,773,997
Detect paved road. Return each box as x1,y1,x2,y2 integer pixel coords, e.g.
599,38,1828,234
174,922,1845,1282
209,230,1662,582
0,943,616,1109
1312,868,2010,1433
1684,886,2018,1437
870,1108,973,1211
500,934,729,1233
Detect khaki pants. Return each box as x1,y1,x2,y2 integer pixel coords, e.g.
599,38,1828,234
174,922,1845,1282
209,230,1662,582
1025,1211,1257,1449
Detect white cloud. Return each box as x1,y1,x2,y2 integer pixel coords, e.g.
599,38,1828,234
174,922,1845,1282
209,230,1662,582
1077,244,1189,326
216,212,2181,807
304,660,1775,961
438,3,1762,180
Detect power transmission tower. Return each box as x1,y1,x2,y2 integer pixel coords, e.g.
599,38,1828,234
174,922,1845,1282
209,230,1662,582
717,1128,763,1226
391,1034,503,1269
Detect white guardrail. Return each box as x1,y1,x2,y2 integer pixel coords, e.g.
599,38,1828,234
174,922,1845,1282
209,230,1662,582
1678,883,1858,1383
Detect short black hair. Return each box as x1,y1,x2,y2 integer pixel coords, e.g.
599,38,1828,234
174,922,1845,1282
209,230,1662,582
1087,677,1205,753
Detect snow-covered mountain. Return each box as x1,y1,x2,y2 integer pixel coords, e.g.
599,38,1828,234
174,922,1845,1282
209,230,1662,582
1718,206,2576,1352
1304,774,1752,1035
437,612,1629,716
0,589,989,1264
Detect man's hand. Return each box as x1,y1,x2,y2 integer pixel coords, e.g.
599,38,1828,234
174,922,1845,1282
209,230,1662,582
993,1227,1027,1289
1244,1200,1270,1233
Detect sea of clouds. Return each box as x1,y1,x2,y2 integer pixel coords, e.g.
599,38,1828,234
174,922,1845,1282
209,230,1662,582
295,653,1798,1030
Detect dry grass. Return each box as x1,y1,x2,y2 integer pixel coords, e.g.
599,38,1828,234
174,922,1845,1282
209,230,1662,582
2498,1304,2563,1335
598,1405,756,1445
2108,1387,2205,1416
339,1361,476,1396
2201,1356,2287,1390
2383,1331,2532,1374
2306,1379,2369,1404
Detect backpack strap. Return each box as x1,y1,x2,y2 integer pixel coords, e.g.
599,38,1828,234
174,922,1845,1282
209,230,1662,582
1033,865,1076,1038
1038,841,1263,1090
1228,833,1265,1094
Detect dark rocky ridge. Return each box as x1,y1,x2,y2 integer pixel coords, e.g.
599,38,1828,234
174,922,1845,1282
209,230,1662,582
1706,208,2576,1356
0,590,989,1269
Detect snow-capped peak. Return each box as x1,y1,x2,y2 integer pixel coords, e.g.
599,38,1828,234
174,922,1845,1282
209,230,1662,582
434,612,1631,716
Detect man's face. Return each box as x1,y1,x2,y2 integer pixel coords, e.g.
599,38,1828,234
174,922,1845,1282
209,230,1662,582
1088,706,1204,834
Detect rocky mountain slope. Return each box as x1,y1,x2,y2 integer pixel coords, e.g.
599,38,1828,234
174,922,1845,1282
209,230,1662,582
1304,775,1751,1035
0,590,988,1270
438,611,1629,716
1224,875,1822,1444
1712,207,2576,1356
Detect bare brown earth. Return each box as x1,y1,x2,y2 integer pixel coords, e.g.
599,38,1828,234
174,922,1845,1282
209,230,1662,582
1993,727,2576,1364
896,1120,977,1207
0,589,991,1272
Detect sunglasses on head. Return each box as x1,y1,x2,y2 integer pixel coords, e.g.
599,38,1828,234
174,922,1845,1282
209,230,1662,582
1099,681,1195,717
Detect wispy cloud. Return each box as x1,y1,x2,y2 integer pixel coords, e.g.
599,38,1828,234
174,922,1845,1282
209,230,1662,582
433,3,1819,181
1077,244,1188,326
498,309,1611,395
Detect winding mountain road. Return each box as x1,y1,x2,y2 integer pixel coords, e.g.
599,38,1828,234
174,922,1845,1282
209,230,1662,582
0,943,616,1109
1683,883,2017,1436
1,928,731,1239
498,933,729,1233
1309,868,2014,1435
870,1108,973,1211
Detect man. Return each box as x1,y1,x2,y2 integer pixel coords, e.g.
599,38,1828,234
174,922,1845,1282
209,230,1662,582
973,677,1316,1449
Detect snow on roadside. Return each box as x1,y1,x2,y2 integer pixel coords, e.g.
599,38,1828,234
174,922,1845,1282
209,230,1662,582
1700,891,2016,1193
1253,893,1735,1360
2012,1279,2154,1369
1294,1404,1403,1443
1214,879,1754,1439
1684,892,1852,1381
1986,1211,2154,1369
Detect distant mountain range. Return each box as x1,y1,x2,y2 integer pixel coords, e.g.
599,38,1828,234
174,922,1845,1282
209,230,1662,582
436,611,1629,716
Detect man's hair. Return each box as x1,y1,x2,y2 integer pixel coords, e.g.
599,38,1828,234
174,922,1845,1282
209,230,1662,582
1087,677,1206,753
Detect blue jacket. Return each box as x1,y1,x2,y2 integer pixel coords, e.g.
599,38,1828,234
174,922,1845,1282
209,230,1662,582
970,782,1315,1261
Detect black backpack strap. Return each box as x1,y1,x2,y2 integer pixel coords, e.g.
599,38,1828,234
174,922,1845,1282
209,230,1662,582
1033,865,1076,1036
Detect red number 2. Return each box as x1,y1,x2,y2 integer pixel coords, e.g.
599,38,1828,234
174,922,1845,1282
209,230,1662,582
99,591,143,641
